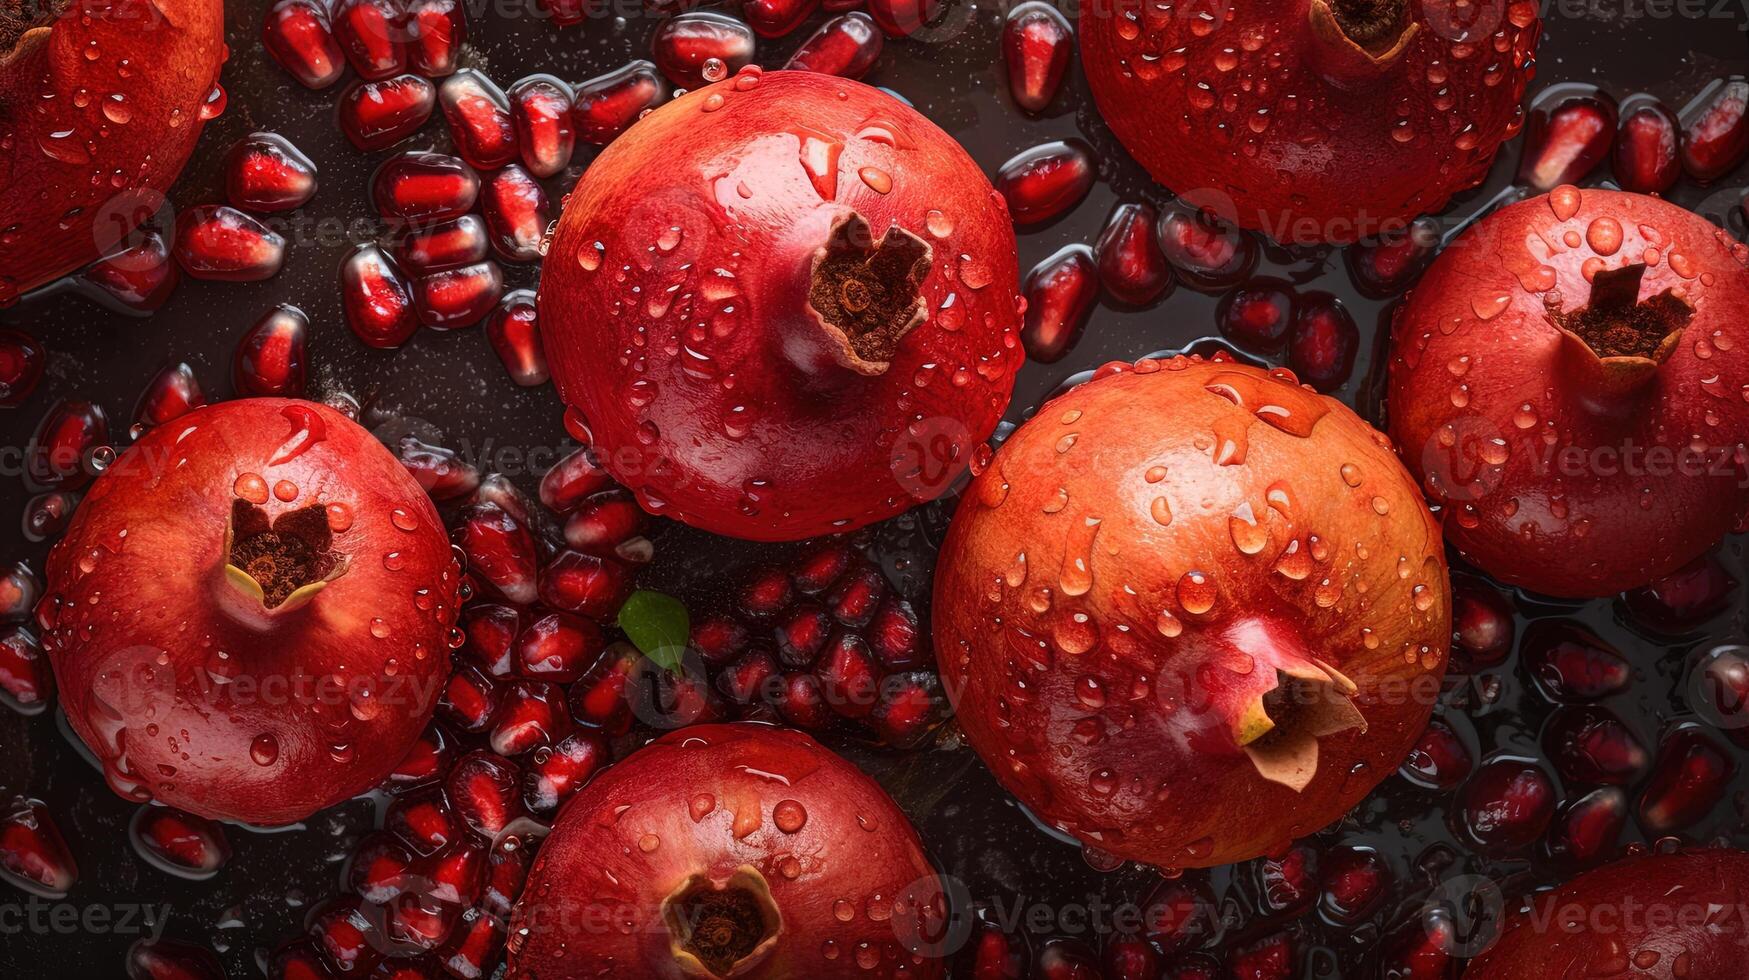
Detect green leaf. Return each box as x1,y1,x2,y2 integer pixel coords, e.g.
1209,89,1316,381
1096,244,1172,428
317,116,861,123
618,589,690,675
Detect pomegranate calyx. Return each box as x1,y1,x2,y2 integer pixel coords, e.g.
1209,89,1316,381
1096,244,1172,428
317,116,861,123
1236,660,1367,793
222,500,349,611
805,211,932,377
1553,262,1692,405
1305,0,1419,89
0,0,65,65
661,865,783,978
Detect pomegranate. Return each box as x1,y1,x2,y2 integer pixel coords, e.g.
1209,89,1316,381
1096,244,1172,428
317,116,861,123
539,69,1022,541
1387,187,1749,597
935,358,1450,867
0,0,226,302
1079,0,1542,243
1465,849,1749,978
505,723,948,978
42,399,462,824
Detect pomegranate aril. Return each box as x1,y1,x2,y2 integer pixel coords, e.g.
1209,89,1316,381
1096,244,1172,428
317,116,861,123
815,631,880,718
385,722,456,793
439,665,501,732
1637,724,1735,834
445,750,525,839
651,12,755,90
1522,619,1631,702
223,133,318,216
1457,757,1556,853
332,0,408,80
440,69,519,171
1679,75,1749,182
773,671,833,729
867,599,924,671
265,938,337,980
691,615,749,668
866,0,938,36
1345,216,1438,298
460,604,521,677
263,0,346,89
827,563,887,627
784,13,882,79
173,205,285,282
523,731,609,813
573,60,667,144
440,906,504,980
1034,939,1101,980
504,75,575,178
562,490,646,558
1624,552,1738,633
0,330,45,407
1544,786,1627,869
452,501,538,605
1517,89,1618,191
346,831,415,901
774,603,833,668
480,165,550,263
1002,1,1071,113
743,0,818,36
1094,202,1171,306
0,626,51,714
383,892,459,950
996,140,1095,226
739,567,794,621
872,671,947,747
1317,846,1388,924
130,805,230,878
340,244,419,349
234,304,309,397
4,569,40,625
482,837,528,919
1142,875,1215,955
21,492,75,544
1020,244,1097,364
372,151,479,223
538,549,632,620
79,228,179,315
569,644,642,734
960,916,1028,978
309,899,384,971
540,448,614,512
1103,935,1160,980
398,216,490,277
26,398,108,491
1253,843,1320,919
1613,94,1681,195
395,435,480,500
415,260,504,329
0,798,77,897
1157,207,1256,291
1287,291,1359,392
1450,574,1514,668
1695,644,1749,744
483,289,549,386
1399,718,1472,791
407,0,465,76
1215,277,1294,354
425,841,487,907
126,938,226,980
717,648,779,705
516,612,604,682
1375,918,1451,980
338,74,437,151
386,791,458,855
490,679,571,756
1544,706,1648,786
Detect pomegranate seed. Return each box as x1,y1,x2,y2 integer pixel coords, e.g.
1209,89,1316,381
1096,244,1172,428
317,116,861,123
133,362,206,431
774,603,833,668
1517,88,1618,191
440,70,519,171
516,613,603,684
78,227,180,314
452,501,537,604
772,671,832,729
1318,846,1388,923
1214,277,1294,354
472,471,535,526
1624,552,1738,633
1399,718,1472,790
996,140,1095,226
1457,757,1555,853
739,567,795,620
0,627,50,714
0,798,77,898
1158,207,1257,291
538,549,633,620
743,0,817,36
311,899,384,969
1544,786,1626,869
396,435,481,500
683,620,745,674
1376,916,1452,980
1694,644,1749,744
480,165,550,263
441,906,505,979
562,490,646,556
871,671,947,747
718,648,779,704
439,665,501,731
1020,244,1097,364
960,917,1028,978
485,289,548,386
340,244,419,349
1449,574,1514,668
398,215,490,274
225,132,318,213
1522,619,1631,702
371,151,479,223
1002,1,1071,113
383,892,460,950
826,563,887,627
407,0,465,76
26,398,108,491
1346,216,1438,297
460,604,522,677
414,261,505,329
1103,935,1160,980
0,330,45,406
573,60,667,144
1287,291,1359,392
2,564,41,625
784,12,883,79
1613,94,1681,195
262,0,346,89
540,448,615,512
126,939,225,980
265,938,335,979
507,75,576,178
130,805,231,878
1638,724,1735,834
651,12,755,89
790,542,853,594
331,0,408,80
338,74,437,151
445,750,525,839
570,644,642,733
867,599,924,671
489,679,571,756
1034,939,1101,980
1253,843,1320,918
1544,705,1648,786
866,0,938,36
1094,202,1171,306
173,205,285,282
422,841,487,907
522,732,607,815
1141,875,1215,955
21,492,74,543
811,632,876,719
233,304,309,396
382,792,456,856
385,722,456,793
1679,75,1749,182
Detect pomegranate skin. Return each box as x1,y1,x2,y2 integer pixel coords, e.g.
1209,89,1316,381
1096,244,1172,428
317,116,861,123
505,723,947,978
1465,850,1749,979
539,69,1022,542
935,359,1449,868
1387,188,1749,598
1079,0,1541,244
0,0,227,302
43,399,462,825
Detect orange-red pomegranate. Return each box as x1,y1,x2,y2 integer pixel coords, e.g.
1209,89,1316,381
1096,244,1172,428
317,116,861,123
42,399,462,825
539,69,1023,542
0,0,226,301
506,723,948,978
1388,187,1749,597
1466,849,1749,978
935,358,1450,868
1080,0,1541,243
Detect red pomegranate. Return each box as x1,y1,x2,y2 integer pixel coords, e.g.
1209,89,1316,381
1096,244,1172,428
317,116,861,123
1465,849,1749,978
1079,0,1541,244
42,399,462,825
0,0,226,302
505,723,948,978
934,358,1450,868
538,68,1022,542
1387,187,1749,597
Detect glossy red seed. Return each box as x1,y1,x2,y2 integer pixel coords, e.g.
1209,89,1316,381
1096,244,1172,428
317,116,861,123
784,12,883,79
0,798,78,898
961,919,1028,978
1002,1,1071,113
3,565,40,625
1094,202,1171,306
130,806,231,878
489,679,571,756
340,244,419,349
539,447,614,512
440,70,519,170
421,841,486,906
1544,786,1627,869
570,644,642,734
573,60,668,144
225,132,318,213
1214,277,1294,354
1637,724,1735,834
1695,645,1749,744
523,732,609,814
538,550,633,620
744,0,818,36
1288,291,1359,392
773,671,832,729
125,939,226,980
1399,718,1472,790
1020,244,1097,364
739,567,794,621
234,304,309,397
439,665,500,731
1346,216,1439,298
1522,619,1631,701
516,612,605,683
265,938,335,979
338,74,437,151
562,490,646,556
480,165,550,263
372,151,479,223
173,205,285,282
1613,94,1681,194
1544,705,1648,786
452,501,537,604
866,0,937,36
0,627,50,714
651,12,755,89
1624,552,1739,633
441,906,505,979
1034,939,1102,980
486,290,548,387
995,139,1094,226
78,227,180,315
0,330,45,407
1376,917,1452,980
21,492,75,544
1679,76,1749,182
867,599,924,671
26,399,107,490
814,632,878,718
1158,207,1257,291
774,603,832,668
1450,574,1514,668
826,563,886,627
460,604,521,677
386,791,457,855
1255,843,1320,918
508,75,575,178
134,362,206,430
407,0,465,76
395,435,481,499
415,261,504,329
332,0,408,80
1518,89,1618,191
262,0,346,89
871,671,946,747
717,648,779,705
385,722,456,793
690,616,749,668
1458,758,1555,853
1318,846,1389,923
1102,935,1160,980
398,215,490,275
